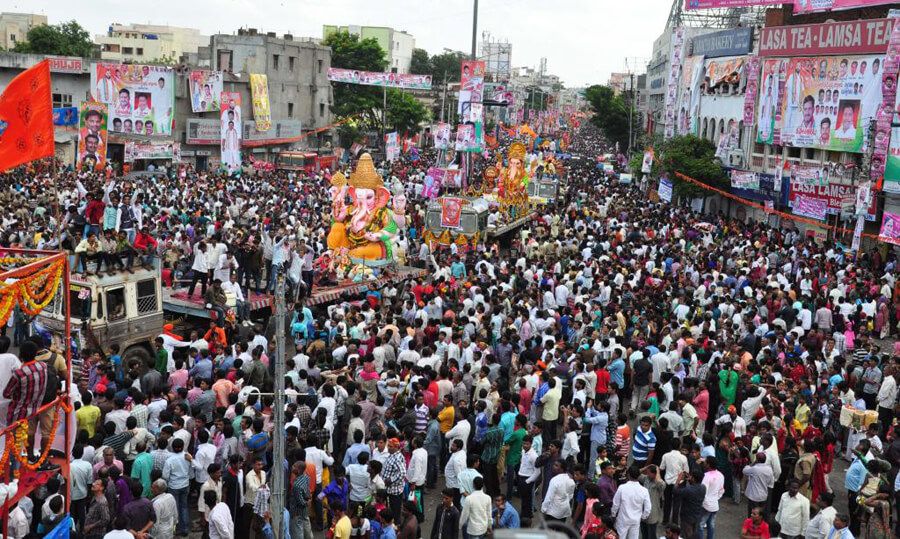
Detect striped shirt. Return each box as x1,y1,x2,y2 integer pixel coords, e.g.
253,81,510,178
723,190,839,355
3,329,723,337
631,427,656,461
4,361,48,424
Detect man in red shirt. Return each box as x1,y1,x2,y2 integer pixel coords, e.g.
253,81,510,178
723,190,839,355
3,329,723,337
740,506,770,539
595,358,611,396
133,226,158,267
84,192,105,236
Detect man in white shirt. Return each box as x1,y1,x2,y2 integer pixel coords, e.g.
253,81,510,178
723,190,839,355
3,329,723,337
659,439,689,523
541,460,576,522
406,437,428,504
151,479,178,539
775,480,810,539
222,273,249,322
460,476,492,538
805,492,837,539
444,439,467,503
876,373,898,437
612,465,652,539
206,491,234,539
700,458,725,539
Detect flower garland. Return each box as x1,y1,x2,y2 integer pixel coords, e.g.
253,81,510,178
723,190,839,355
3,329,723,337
10,407,60,471
1,399,70,475
0,259,64,323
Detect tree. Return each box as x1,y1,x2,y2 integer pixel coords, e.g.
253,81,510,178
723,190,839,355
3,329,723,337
429,51,467,83
322,30,388,128
150,52,178,66
385,88,429,134
657,134,728,198
410,48,432,76
584,84,637,151
14,21,93,57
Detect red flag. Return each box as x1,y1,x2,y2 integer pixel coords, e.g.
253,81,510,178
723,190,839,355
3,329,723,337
0,60,53,173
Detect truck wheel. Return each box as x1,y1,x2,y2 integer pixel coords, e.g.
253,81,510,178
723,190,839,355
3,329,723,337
122,345,152,367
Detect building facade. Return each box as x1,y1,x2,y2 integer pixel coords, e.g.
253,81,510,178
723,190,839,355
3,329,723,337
322,25,415,73
0,13,47,50
96,24,207,63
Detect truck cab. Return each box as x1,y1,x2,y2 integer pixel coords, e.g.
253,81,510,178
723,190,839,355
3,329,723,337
37,265,163,367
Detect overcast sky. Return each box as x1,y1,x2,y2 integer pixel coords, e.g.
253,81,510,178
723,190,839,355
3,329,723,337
16,0,673,87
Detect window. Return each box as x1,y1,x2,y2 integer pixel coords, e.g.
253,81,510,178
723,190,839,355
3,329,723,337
52,93,72,108
804,148,815,160
319,103,325,117
136,47,143,56
136,279,157,314
218,49,233,71
317,59,323,74
10,34,15,43
288,103,294,118
106,288,126,321
788,147,801,158
273,54,280,70
70,288,92,320
123,47,133,55
289,56,295,71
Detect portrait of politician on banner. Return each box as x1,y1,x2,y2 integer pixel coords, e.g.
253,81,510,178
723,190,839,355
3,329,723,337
77,101,108,172
189,70,223,113
220,92,243,171
91,63,175,135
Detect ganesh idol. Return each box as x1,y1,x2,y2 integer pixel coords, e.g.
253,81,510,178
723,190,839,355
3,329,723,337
325,153,399,264
499,141,530,198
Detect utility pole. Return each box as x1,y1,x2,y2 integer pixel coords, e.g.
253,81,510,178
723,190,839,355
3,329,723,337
627,72,634,154
440,70,448,123
471,0,479,60
269,271,286,538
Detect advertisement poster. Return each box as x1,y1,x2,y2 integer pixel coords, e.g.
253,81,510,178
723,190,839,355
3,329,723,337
124,141,181,162
686,0,777,9
468,102,484,123
485,83,515,106
870,16,900,183
385,132,400,161
715,119,739,159
433,123,451,149
440,197,465,228
788,180,878,220
792,194,829,220
886,126,900,193
220,92,242,171
705,57,745,89
794,1,899,15
677,56,704,136
53,107,78,126
186,119,221,145
459,60,485,114
327,68,432,90
188,70,223,112
743,55,761,125
757,58,785,144
658,177,674,202
455,124,478,152
665,27,686,139
249,74,272,132
77,101,108,171
792,165,827,186
775,55,883,153
879,210,900,245
759,19,896,57
91,63,174,135
731,170,760,190
642,149,655,174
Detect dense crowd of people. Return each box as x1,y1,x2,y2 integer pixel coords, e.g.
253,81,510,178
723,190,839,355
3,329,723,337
0,123,898,539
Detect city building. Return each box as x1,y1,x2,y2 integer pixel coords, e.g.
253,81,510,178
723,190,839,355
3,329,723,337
322,25,415,73
0,12,47,50
607,72,633,95
96,23,207,62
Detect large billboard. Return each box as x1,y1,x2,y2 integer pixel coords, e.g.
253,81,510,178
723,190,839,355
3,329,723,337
220,92,242,171
788,180,878,220
794,0,900,14
90,63,175,135
250,74,272,132
757,58,784,144
770,55,883,152
685,0,779,9
759,19,896,57
677,56,705,136
459,60,486,115
691,27,754,58
327,68,432,90
188,70,223,113
77,101,108,171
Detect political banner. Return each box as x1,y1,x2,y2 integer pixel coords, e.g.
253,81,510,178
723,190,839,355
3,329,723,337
468,102,484,123
705,56,745,88
658,177,674,203
677,56,704,136
125,141,181,162
385,132,400,161
440,197,465,228
665,27,686,139
886,126,900,193
792,165,827,186
879,210,900,245
715,119,740,159
250,74,272,132
685,0,777,9
788,180,878,220
870,14,900,184
433,123,451,150
455,124,478,152
743,55,761,125
792,194,829,220
731,170,760,190
188,70,223,112
485,83,515,106
459,60,485,114
77,101,108,171
756,58,785,144
642,149,655,174
91,63,174,135
220,92,242,171
327,68,432,90
794,1,900,14
775,55,883,153
53,107,78,126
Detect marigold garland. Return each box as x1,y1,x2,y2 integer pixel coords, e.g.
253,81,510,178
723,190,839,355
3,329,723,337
0,259,64,322
7,404,61,472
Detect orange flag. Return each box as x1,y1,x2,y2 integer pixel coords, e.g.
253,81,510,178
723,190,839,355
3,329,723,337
0,60,54,173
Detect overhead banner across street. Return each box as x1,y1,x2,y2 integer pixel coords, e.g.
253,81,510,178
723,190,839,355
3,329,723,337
327,68,432,90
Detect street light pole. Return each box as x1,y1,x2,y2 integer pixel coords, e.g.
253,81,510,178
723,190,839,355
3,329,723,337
440,69,447,123
269,271,286,538
471,0,479,60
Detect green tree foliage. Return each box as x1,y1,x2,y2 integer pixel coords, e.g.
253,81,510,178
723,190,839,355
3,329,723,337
584,84,637,151
429,51,467,82
14,21,93,57
410,48,432,76
386,88,429,134
657,134,728,198
323,30,388,127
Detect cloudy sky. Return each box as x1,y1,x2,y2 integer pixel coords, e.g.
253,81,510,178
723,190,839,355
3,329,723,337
17,0,673,87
